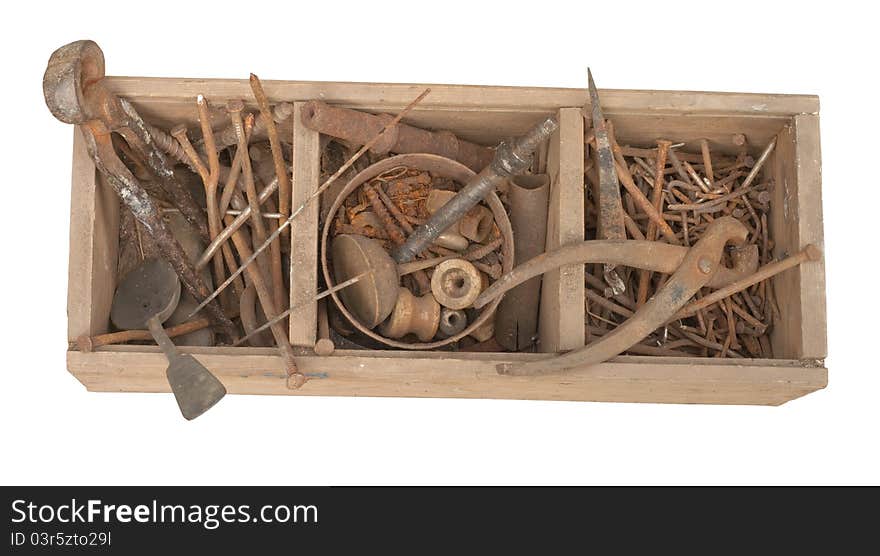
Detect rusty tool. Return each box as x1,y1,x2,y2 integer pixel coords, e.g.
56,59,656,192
44,41,209,241
300,100,494,172
476,237,758,309
394,116,558,264
250,74,292,242
495,217,749,375
43,40,236,339
586,69,627,295
111,258,226,419
188,89,432,318
673,244,822,320
495,174,549,351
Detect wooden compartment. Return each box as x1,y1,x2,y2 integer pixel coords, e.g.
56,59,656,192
66,78,827,405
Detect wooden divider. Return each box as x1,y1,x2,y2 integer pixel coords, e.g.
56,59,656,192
538,108,585,352
288,102,321,347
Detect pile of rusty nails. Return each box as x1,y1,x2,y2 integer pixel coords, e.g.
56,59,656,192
580,72,793,360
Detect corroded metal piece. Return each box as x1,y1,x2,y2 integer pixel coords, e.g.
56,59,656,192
321,154,514,350
44,40,208,240
43,40,235,339
393,116,557,264
496,217,749,375
587,69,627,294
300,100,494,172
111,258,225,420
476,237,758,309
331,234,400,328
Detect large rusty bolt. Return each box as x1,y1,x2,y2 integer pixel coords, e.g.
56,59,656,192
43,40,105,125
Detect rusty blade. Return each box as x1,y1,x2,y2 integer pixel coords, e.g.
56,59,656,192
587,69,626,293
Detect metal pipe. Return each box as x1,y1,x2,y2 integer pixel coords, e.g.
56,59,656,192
300,100,494,172
494,174,550,351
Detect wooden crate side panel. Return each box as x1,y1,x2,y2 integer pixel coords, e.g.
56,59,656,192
770,116,826,360
288,102,321,347
791,115,826,360
104,77,819,117
68,127,119,340
605,113,788,157
68,350,827,406
538,108,585,352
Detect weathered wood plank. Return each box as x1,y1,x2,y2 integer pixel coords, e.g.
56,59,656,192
67,127,119,340
770,115,826,360
288,102,321,347
68,349,827,406
538,108,585,352
104,77,819,116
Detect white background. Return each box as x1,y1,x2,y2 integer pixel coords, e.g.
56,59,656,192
1,0,877,485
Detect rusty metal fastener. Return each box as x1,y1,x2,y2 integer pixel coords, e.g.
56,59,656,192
250,74,292,244
637,138,673,307
393,115,558,264
211,101,295,150
300,100,494,172
496,217,749,375
228,99,286,315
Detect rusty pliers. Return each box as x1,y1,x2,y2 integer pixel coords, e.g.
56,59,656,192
474,216,751,375
43,40,236,338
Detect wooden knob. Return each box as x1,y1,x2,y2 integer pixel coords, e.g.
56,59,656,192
379,287,441,342
431,259,482,310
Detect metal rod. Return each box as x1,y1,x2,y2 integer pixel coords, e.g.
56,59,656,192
393,115,558,264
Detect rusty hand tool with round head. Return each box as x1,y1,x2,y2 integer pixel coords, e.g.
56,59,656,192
490,217,751,375
111,258,226,420
43,40,237,340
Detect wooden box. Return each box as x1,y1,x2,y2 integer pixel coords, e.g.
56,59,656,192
66,77,827,405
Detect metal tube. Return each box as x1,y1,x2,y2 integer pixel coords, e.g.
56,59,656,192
494,174,550,351
300,100,494,172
